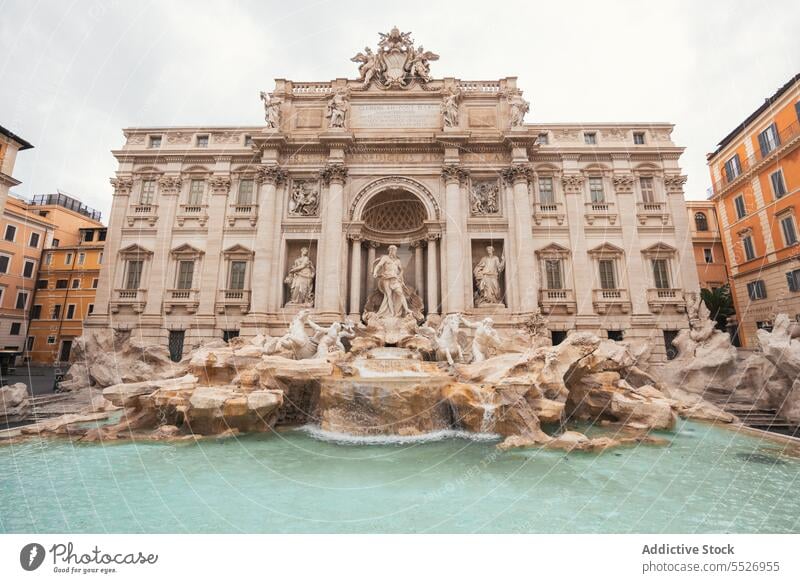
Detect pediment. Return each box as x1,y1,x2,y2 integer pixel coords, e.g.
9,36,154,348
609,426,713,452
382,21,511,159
641,242,677,257
587,242,624,256
118,243,153,257
223,244,254,257
170,243,205,257
535,242,571,258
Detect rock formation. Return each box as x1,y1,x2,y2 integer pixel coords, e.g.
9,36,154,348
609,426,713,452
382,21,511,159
756,314,800,424
0,383,30,425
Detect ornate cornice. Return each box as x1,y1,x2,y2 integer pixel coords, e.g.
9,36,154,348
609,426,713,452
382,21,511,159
441,164,469,184
256,165,288,185
501,163,534,185
612,174,635,194
561,174,585,194
319,163,348,185
110,177,133,196
158,175,183,195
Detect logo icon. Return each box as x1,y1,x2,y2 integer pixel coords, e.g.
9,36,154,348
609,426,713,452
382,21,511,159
20,543,46,571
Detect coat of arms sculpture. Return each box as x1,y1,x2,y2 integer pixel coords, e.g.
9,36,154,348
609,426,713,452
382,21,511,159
351,27,439,89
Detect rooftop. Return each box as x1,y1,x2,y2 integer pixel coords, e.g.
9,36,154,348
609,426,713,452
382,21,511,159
0,125,34,150
30,192,102,222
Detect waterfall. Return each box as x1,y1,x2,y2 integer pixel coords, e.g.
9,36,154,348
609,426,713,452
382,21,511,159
479,390,497,433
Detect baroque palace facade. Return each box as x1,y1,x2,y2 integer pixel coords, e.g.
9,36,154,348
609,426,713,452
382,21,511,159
87,28,698,361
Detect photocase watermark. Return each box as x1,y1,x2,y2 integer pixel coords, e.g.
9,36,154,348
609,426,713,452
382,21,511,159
19,541,158,575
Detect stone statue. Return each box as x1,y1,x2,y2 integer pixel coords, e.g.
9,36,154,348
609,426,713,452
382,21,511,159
406,45,439,84
275,309,316,359
372,245,412,318
326,89,349,129
435,313,465,365
441,89,460,128
508,92,529,128
259,91,282,129
285,247,315,306
288,181,319,216
461,316,502,363
313,322,344,359
473,246,505,306
351,46,383,89
470,182,499,215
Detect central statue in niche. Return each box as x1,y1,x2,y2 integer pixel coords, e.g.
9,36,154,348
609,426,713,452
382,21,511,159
372,245,412,318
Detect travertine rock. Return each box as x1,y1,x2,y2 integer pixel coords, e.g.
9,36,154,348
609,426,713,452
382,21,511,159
0,383,29,424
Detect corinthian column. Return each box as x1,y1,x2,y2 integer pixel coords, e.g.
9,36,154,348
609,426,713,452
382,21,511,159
502,164,538,313
426,234,440,315
248,166,286,326
319,163,348,317
412,240,424,300
348,234,363,318
198,175,230,315
441,164,469,313
366,241,379,299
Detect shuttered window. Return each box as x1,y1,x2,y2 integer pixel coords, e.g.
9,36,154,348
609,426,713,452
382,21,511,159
598,259,616,289
544,259,563,289
724,155,742,182
589,177,605,203
787,269,800,292
188,179,205,205
176,261,195,290
734,195,746,219
640,177,655,202
652,259,670,289
780,215,798,246
125,260,143,289
742,236,756,261
140,179,156,205
229,261,247,290
538,177,554,204
747,280,767,300
770,170,787,198
758,123,780,157
237,179,254,205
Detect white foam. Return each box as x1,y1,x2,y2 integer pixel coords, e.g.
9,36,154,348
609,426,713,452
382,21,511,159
296,425,501,445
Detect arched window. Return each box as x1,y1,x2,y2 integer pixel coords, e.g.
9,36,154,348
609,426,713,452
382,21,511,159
695,212,709,232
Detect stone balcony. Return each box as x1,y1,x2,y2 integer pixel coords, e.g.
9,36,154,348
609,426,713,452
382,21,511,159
176,204,209,227
110,289,147,314
538,288,576,314
592,288,631,314
164,288,200,314
227,203,259,227
216,289,251,314
636,202,670,226
533,202,566,226
647,288,686,313
584,201,617,225
126,204,159,227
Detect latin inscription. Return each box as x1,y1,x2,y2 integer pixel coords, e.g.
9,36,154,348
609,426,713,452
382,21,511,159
350,103,440,128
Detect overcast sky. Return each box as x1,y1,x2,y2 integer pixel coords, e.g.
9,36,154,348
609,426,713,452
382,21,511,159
1,0,799,221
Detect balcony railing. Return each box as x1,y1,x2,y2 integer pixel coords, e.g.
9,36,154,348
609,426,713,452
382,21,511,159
710,119,800,196
592,288,631,314
110,289,147,314
538,288,576,314
533,202,566,225
127,204,159,226
165,289,199,313
636,201,670,225
216,289,251,314
176,204,209,226
647,288,686,312
227,203,259,226
584,201,617,225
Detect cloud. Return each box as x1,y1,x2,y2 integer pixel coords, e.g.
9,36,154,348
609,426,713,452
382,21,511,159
1,0,798,219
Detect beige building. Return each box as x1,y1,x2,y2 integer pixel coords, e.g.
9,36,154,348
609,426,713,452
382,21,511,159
685,200,730,290
87,28,699,362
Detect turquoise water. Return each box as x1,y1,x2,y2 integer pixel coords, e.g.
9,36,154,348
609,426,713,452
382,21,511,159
1,420,799,533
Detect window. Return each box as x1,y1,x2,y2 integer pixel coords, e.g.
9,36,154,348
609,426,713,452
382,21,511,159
92,278,99,289
589,177,605,203
0,254,9,273
98,230,106,242
652,259,670,289
176,260,195,289
83,230,94,242
29,232,40,247
537,132,549,145
71,278,80,289
31,305,42,319
584,132,597,145
22,260,35,278
148,135,162,148
196,135,209,148
36,279,47,289
550,330,567,345
188,179,205,205
229,261,247,290
26,336,34,351
734,195,746,219
77,252,85,265
758,123,780,156
780,215,798,246
598,259,617,289
52,238,59,247
663,330,679,360
98,251,104,264
44,252,53,266
66,304,76,320
639,177,655,202
15,291,28,310
724,154,742,182
10,322,21,335
244,135,253,147
223,330,240,342
168,330,185,362
65,252,73,265
607,330,624,341
694,212,709,231
703,248,714,263
125,260,143,289
140,179,156,205
633,132,645,145
538,177,555,204
742,235,756,261
747,280,767,300
544,259,563,289
787,269,800,292
770,169,787,198
237,179,254,205
51,304,62,319
55,279,68,289
87,303,94,315
4,225,16,242
47,336,56,344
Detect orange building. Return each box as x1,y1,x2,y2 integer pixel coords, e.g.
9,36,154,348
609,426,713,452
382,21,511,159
686,200,730,290
27,226,107,364
707,73,800,346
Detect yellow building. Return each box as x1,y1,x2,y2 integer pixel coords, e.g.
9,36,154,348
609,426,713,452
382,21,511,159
27,226,107,364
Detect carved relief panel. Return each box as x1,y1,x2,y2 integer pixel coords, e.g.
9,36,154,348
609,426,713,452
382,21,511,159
469,179,501,216
288,179,320,217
